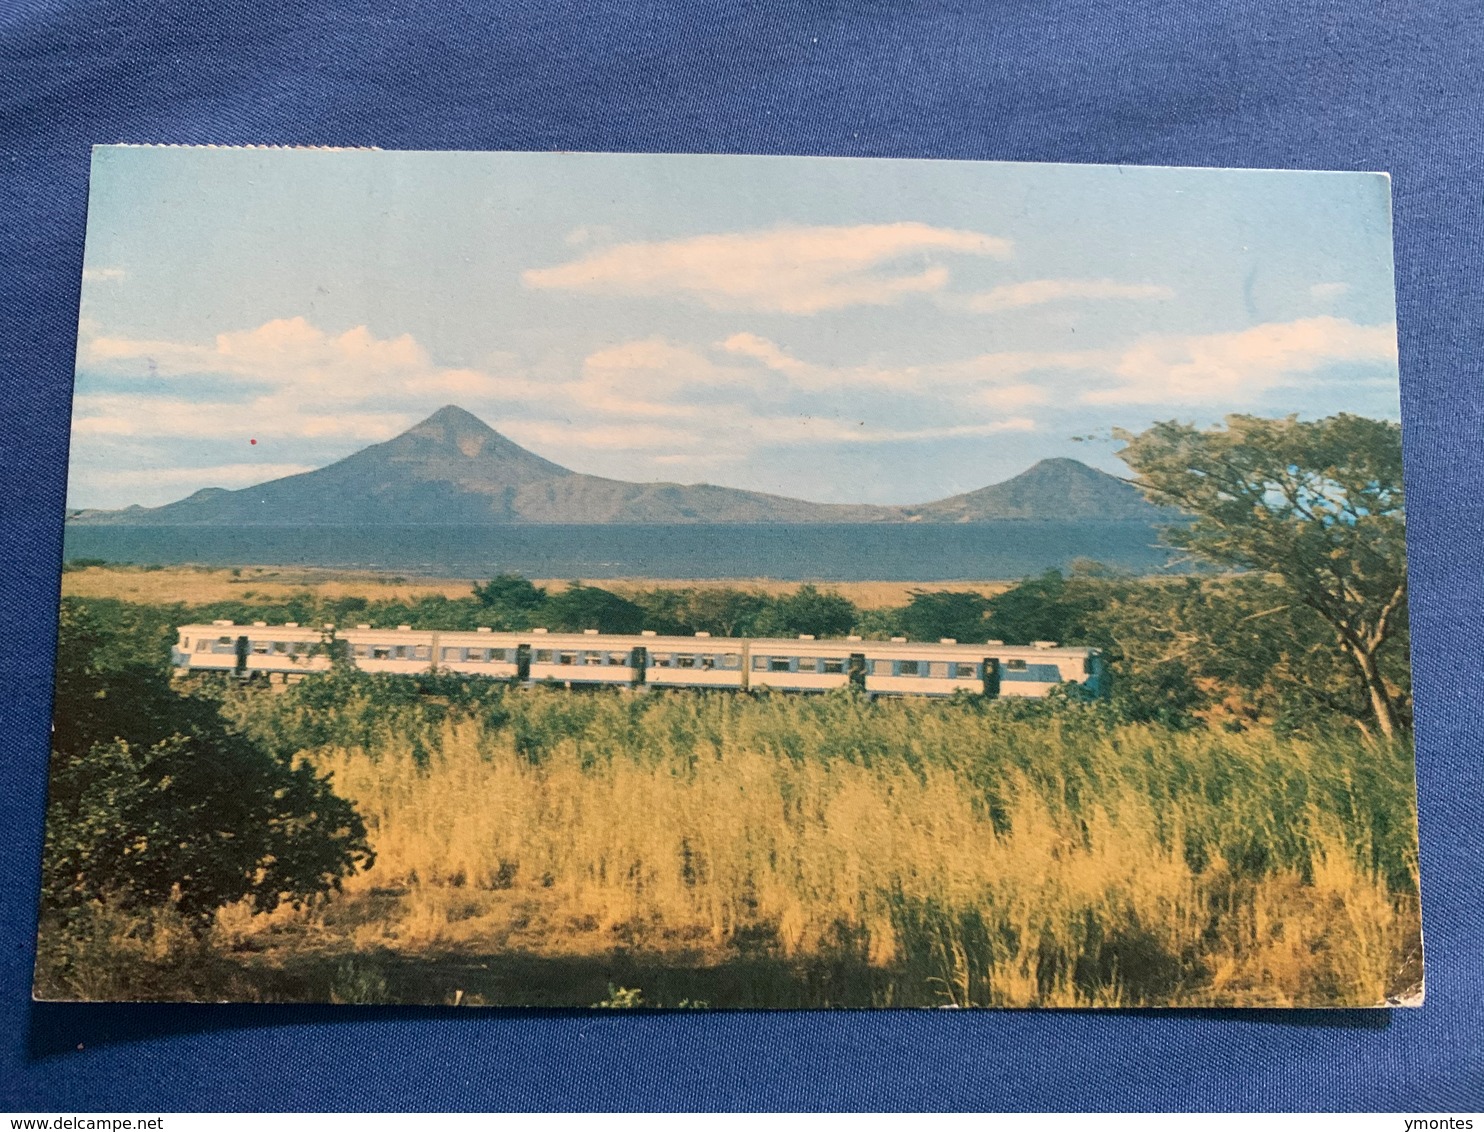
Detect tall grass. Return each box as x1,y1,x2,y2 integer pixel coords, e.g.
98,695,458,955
291,688,1419,1007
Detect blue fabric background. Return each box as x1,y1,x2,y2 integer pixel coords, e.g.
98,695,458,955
2,0,1481,1111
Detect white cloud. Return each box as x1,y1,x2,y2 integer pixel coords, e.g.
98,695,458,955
85,317,435,395
81,266,127,283
1084,316,1398,405
964,278,1173,312
751,416,1038,444
69,309,1398,509
522,222,1013,314
74,318,557,445
76,462,319,494
718,331,1089,396
570,338,721,418
72,393,413,442
1309,282,1351,301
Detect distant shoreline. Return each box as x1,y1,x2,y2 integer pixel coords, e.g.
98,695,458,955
59,564,1022,610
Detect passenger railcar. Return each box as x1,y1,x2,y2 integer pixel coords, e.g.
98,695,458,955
172,621,1105,699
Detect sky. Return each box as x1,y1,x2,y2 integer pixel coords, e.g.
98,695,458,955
67,147,1401,509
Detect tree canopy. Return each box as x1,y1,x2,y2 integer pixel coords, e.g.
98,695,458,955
45,600,374,923
1117,413,1409,737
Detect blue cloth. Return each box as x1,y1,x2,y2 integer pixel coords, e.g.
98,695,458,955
2,0,1481,1111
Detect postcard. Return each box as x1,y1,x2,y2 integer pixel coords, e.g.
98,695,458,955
39,147,1420,1007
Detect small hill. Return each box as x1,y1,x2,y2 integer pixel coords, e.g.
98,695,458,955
904,457,1164,522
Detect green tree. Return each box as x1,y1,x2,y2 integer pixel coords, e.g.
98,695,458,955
44,600,373,923
683,587,773,638
759,584,857,638
900,590,993,643
985,570,1107,646
472,573,547,628
1117,413,1409,738
544,583,647,633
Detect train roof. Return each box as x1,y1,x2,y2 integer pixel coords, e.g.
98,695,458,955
177,621,1098,656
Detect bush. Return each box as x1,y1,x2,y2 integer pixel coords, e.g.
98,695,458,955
44,600,373,924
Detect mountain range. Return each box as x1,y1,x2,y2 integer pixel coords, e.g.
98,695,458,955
68,405,1168,525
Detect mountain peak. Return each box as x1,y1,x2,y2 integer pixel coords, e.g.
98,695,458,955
406,404,498,445
908,457,1163,522
385,405,569,476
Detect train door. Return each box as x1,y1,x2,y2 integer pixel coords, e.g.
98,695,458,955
982,657,1001,698
848,652,867,692
631,645,648,686
234,635,249,675
515,643,532,682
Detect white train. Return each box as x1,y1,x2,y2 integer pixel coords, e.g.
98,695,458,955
172,621,1106,699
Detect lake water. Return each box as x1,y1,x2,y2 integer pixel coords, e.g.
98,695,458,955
62,522,1179,581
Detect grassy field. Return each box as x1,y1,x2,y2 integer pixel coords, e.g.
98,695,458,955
37,681,1422,1009
59,564,1011,611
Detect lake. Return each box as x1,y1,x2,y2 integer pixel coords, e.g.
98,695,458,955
62,521,1180,581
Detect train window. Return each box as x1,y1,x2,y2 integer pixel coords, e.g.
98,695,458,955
608,651,628,665
722,654,741,669
953,663,977,679
769,658,792,672
195,640,210,653
1006,659,1028,671
929,662,949,678
273,641,290,654
535,649,553,663
899,660,920,676
414,646,430,660
442,647,460,661
559,652,577,665
872,659,892,675
218,636,233,646
651,652,672,666
373,647,392,660
700,656,715,670
582,651,602,665
796,657,817,672
676,655,696,668
822,658,844,674
752,656,770,671
252,641,270,654
181,636,191,649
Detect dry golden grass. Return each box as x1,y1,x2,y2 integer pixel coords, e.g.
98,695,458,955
60,565,479,605
60,564,1010,610
270,691,1421,1008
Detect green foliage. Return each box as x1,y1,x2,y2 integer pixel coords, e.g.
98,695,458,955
472,573,547,627
44,600,374,924
543,583,646,633
593,983,646,1008
626,586,774,637
985,569,1106,647
756,583,856,638
1118,413,1409,736
900,590,992,643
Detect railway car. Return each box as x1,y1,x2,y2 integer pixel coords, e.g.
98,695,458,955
171,621,1105,699
638,631,748,689
173,620,334,677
